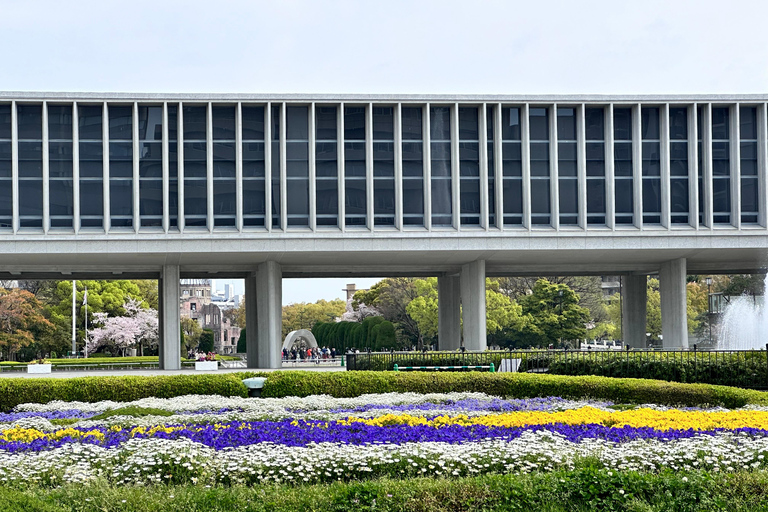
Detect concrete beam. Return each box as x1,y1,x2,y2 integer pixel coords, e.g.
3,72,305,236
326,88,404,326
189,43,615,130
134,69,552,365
460,260,487,351
159,265,181,370
622,275,647,348
660,258,689,349
437,275,461,350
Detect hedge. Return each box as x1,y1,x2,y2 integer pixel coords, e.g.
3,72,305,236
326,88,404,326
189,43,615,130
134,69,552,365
0,374,249,412
258,370,768,408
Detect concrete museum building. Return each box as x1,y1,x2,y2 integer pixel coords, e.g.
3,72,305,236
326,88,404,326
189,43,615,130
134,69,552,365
0,93,766,369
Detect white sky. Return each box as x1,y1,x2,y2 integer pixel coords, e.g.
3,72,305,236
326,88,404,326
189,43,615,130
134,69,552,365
5,0,766,303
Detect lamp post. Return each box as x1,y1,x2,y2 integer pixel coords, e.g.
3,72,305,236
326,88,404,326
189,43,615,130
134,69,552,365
706,276,713,346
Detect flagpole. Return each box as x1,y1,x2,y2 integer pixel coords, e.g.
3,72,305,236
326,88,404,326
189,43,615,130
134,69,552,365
71,280,76,357
84,286,88,359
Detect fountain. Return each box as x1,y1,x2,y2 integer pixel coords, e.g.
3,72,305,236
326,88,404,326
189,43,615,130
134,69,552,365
718,274,768,350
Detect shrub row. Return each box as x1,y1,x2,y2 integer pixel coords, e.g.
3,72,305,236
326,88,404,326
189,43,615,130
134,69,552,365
3,469,767,512
349,351,768,390
0,374,249,412
258,370,768,408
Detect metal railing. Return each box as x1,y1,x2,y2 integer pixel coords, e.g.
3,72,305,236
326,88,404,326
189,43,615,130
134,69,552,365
346,345,768,390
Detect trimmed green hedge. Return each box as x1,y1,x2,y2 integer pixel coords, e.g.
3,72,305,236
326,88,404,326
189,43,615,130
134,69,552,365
259,370,768,408
0,374,249,412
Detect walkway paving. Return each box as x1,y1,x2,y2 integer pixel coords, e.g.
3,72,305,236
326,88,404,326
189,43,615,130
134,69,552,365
0,363,345,379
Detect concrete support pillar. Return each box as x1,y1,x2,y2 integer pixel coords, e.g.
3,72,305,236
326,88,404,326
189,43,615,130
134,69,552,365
660,258,689,349
460,260,487,351
437,275,461,350
246,261,282,369
622,275,647,349
158,265,181,370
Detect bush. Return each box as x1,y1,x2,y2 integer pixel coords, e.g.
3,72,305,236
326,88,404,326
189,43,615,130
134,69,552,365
236,328,246,353
259,370,768,408
0,374,249,412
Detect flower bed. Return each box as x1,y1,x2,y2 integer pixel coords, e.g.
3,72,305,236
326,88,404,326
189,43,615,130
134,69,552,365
3,393,768,487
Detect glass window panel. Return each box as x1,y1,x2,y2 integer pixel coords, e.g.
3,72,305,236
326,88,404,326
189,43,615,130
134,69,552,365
214,180,236,216
286,141,309,177
316,106,337,140
614,142,633,176
78,105,102,140
558,142,577,177
615,180,633,213
741,177,759,213
669,107,687,139
18,180,43,219
271,113,281,228
586,142,604,177
740,107,757,139
316,142,337,177
530,179,550,214
17,105,42,140
642,178,661,213
431,141,451,176
139,142,162,178
137,106,162,142
529,142,549,176
109,142,133,177
344,107,366,140
18,141,42,178
212,106,236,140
49,179,73,217
139,179,163,216
403,179,423,215
49,141,73,178
374,180,395,215
712,141,730,175
587,179,605,214
503,179,523,214
712,107,730,140
316,180,338,216
0,104,11,140
458,108,478,140
110,179,132,217
80,179,103,218
108,106,132,140
641,107,660,139
459,142,479,176
559,179,577,214
671,178,689,213
430,107,451,140
431,178,452,215
345,180,367,215
502,142,522,176
502,107,521,140
402,107,422,140
529,108,549,141
184,179,207,216
642,142,660,176
286,106,308,140
242,106,265,140
585,107,604,141
48,105,73,140
486,106,495,139
613,108,632,140
344,141,366,177
243,180,266,216
183,106,207,141
556,107,576,140
402,142,423,177
373,107,394,140
713,178,731,213
460,178,480,215
79,142,103,177
740,141,758,175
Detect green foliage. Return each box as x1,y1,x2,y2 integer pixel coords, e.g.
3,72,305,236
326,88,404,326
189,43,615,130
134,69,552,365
311,319,397,351
259,370,768,408
198,328,214,353
282,299,347,337
0,374,248,412
90,406,174,420
236,327,246,353
3,469,766,512
180,317,202,352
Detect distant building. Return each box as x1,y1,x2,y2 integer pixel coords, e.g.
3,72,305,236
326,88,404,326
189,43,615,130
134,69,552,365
180,279,240,354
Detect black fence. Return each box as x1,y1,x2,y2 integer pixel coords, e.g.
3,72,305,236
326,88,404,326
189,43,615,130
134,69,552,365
346,346,768,390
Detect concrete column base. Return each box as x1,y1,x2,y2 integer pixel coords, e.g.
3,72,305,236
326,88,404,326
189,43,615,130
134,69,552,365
245,261,282,369
159,265,181,370
622,275,648,349
660,258,688,349
438,275,461,350
460,260,487,351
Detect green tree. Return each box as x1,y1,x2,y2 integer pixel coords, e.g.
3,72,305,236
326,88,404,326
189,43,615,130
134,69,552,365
181,317,202,353
353,278,420,346
198,328,214,353
236,328,247,353
0,289,54,358
510,279,590,348
282,299,347,337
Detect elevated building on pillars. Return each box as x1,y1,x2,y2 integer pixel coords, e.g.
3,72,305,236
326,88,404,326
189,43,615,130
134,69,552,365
0,93,767,368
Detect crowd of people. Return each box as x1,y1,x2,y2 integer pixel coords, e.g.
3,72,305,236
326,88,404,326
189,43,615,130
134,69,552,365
282,346,337,362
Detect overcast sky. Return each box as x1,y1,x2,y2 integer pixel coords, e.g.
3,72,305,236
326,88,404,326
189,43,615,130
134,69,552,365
4,0,766,303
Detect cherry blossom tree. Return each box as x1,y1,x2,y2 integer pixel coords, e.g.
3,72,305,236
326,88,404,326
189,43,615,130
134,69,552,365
86,299,158,356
